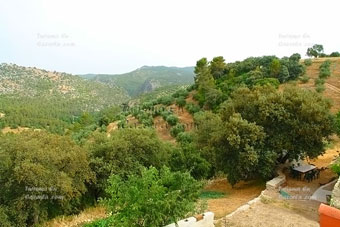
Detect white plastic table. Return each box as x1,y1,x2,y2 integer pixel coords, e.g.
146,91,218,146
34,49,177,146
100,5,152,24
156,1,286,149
293,164,316,173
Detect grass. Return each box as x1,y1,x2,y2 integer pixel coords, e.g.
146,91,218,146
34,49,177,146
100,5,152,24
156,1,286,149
199,190,227,199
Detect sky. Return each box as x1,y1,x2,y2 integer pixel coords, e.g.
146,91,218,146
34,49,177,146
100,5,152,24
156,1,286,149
0,0,339,74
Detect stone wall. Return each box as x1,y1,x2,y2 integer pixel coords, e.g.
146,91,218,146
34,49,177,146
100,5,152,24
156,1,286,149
331,177,340,209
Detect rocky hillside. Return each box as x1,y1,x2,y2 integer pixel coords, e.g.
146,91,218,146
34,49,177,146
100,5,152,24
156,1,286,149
0,63,129,132
81,66,194,97
0,63,129,111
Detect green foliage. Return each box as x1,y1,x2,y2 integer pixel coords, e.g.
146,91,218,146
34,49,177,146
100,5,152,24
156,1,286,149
176,131,194,144
170,123,185,137
185,103,201,114
199,191,226,199
315,78,325,86
316,84,325,93
85,129,171,198
172,88,189,99
176,96,187,108
0,64,129,133
331,158,340,176
220,86,334,162
334,111,340,135
102,166,202,227
195,86,334,185
194,58,216,106
0,131,93,226
270,59,281,77
319,60,332,79
306,44,324,58
254,78,280,88
84,217,111,227
169,144,211,180
330,52,340,57
209,56,227,80
300,75,310,83
166,114,179,126
304,59,313,66
157,95,174,105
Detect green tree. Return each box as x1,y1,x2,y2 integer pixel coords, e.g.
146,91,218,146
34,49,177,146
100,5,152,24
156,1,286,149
194,58,215,104
330,52,340,57
210,56,227,80
220,85,334,162
102,166,202,227
0,131,93,226
270,58,281,77
85,129,171,198
306,44,324,58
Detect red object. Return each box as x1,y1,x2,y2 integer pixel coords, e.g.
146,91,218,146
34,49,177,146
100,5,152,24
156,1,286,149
319,203,340,227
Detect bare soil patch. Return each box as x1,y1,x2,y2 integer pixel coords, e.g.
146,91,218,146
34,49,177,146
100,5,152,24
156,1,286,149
204,179,265,219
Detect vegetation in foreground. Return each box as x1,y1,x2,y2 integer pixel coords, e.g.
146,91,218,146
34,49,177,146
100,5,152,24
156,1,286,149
1,46,340,226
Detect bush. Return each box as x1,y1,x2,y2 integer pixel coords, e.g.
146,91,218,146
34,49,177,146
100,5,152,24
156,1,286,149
169,144,211,180
304,59,313,66
315,78,325,86
175,97,186,108
176,132,194,144
185,103,201,114
300,75,310,83
319,60,332,79
170,123,185,137
172,89,189,98
316,84,325,93
85,129,171,198
166,115,179,126
157,96,174,106
101,166,202,227
331,158,340,176
330,52,340,57
254,78,280,88
160,110,172,120
0,131,93,226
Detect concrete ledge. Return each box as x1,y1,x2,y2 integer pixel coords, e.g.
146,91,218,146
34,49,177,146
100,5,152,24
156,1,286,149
164,212,214,227
266,175,286,190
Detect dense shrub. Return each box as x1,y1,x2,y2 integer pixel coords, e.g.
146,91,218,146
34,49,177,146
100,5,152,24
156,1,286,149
316,84,325,93
157,96,174,106
304,59,313,66
315,78,325,86
185,103,201,114
170,123,185,137
85,129,172,198
300,75,310,83
172,89,189,98
330,52,340,57
166,114,179,126
176,96,186,107
0,131,93,226
169,144,211,179
176,132,194,144
319,60,332,79
101,167,202,227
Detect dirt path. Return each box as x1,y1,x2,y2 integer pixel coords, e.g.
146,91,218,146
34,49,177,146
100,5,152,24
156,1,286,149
325,83,340,94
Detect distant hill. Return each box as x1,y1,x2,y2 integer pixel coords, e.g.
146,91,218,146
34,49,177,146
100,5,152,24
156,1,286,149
0,63,129,132
80,66,195,97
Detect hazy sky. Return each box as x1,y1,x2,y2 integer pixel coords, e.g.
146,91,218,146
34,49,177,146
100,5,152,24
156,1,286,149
0,0,339,74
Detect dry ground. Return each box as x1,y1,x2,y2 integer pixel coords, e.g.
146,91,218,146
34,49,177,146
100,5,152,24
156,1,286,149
204,179,265,219
285,57,340,113
43,207,107,227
